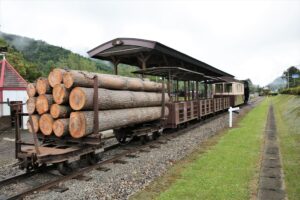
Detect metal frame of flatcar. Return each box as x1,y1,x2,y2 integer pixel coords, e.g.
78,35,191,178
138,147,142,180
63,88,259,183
14,76,105,171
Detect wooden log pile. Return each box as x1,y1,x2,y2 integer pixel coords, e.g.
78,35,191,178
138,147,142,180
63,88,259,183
27,68,169,139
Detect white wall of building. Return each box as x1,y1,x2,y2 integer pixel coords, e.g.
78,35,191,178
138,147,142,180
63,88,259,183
1,90,28,129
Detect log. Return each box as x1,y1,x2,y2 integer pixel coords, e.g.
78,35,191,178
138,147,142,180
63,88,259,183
69,87,169,110
48,68,66,87
53,84,70,104
39,114,54,135
27,115,40,133
63,70,163,92
36,77,51,95
26,97,36,114
26,83,37,97
53,118,69,137
50,104,71,119
69,106,168,138
36,95,54,114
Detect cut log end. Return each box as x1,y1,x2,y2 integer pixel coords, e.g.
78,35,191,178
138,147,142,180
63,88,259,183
53,119,69,137
69,112,86,138
50,104,60,118
26,97,36,114
53,84,69,104
63,72,74,89
39,114,54,135
69,87,86,110
27,115,40,133
36,95,53,114
26,83,36,97
48,68,65,87
36,78,51,95
50,104,71,119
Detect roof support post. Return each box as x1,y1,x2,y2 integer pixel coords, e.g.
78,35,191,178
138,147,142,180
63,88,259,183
161,77,166,123
111,57,120,75
196,81,199,100
137,54,151,78
167,70,172,102
176,80,179,102
204,81,208,98
192,81,195,100
188,81,190,101
184,81,187,101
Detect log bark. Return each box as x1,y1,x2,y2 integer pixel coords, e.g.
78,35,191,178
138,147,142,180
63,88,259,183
69,87,169,110
50,104,71,119
26,83,37,97
36,95,54,114
69,106,169,138
27,115,40,133
26,97,36,114
36,77,51,95
63,70,163,92
39,114,54,135
53,84,70,104
48,68,66,87
53,118,69,137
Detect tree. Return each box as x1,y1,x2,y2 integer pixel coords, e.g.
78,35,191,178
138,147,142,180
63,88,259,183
283,66,300,88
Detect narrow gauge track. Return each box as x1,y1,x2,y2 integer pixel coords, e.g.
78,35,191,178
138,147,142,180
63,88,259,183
1,111,229,200
0,165,55,188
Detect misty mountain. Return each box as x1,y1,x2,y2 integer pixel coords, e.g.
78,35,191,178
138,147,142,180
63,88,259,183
267,76,286,91
0,31,113,76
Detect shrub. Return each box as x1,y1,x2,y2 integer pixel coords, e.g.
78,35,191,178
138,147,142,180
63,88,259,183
280,86,300,95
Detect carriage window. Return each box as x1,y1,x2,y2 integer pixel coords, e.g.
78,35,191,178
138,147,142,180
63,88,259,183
215,84,223,93
225,83,232,93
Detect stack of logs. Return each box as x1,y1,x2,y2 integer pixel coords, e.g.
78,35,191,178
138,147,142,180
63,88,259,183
26,68,169,139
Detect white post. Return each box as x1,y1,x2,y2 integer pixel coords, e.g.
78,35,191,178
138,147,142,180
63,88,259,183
228,106,240,128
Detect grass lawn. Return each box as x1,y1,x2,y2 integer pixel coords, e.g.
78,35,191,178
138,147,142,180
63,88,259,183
131,99,269,200
273,95,300,200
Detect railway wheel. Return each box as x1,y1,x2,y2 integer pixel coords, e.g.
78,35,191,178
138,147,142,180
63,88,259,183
86,152,100,165
140,135,150,144
152,131,160,140
57,161,73,175
114,128,133,145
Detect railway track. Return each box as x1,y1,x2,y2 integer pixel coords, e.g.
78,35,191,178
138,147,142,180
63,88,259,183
1,100,262,200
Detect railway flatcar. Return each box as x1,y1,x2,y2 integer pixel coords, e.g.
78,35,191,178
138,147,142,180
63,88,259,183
15,38,247,174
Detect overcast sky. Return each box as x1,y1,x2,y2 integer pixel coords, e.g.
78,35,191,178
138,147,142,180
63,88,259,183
1,0,300,86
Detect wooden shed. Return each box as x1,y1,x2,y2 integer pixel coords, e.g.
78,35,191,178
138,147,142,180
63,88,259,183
0,58,28,129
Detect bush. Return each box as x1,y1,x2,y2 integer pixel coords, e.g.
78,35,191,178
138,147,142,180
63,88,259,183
280,86,300,95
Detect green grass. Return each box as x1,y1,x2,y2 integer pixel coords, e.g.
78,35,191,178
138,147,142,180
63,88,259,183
131,99,269,200
273,95,300,200
156,99,269,200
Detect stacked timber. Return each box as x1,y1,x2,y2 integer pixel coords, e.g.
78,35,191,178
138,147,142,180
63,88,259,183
26,68,169,139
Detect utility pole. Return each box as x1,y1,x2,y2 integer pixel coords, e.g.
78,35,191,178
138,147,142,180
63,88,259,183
287,70,289,88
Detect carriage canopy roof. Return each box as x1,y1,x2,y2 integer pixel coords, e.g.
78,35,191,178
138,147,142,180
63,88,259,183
88,38,233,78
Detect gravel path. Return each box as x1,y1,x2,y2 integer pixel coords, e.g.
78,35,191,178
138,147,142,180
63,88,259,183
20,98,262,200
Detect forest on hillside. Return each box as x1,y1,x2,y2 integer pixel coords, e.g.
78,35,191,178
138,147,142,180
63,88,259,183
0,32,137,82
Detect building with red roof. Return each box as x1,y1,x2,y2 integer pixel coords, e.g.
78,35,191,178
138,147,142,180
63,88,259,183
0,58,28,129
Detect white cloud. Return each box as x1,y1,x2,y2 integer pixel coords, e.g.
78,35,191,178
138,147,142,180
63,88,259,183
1,0,300,86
